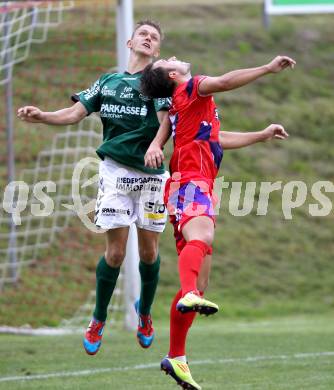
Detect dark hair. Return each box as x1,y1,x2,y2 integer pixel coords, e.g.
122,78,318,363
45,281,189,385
141,63,176,98
132,20,164,40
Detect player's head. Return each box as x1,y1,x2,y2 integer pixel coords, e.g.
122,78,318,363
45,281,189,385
127,20,163,59
141,57,191,98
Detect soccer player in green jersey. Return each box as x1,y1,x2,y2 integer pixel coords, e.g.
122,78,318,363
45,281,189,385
17,20,171,354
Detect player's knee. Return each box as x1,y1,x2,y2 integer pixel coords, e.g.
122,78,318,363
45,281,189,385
198,232,214,247
105,248,126,267
185,230,214,247
139,246,158,263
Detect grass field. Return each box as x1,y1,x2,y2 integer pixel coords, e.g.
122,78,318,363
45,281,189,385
0,0,333,326
1,315,334,389
0,3,333,390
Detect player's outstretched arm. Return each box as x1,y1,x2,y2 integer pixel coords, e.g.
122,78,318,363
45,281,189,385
17,101,88,125
198,55,296,95
144,112,171,169
220,124,289,150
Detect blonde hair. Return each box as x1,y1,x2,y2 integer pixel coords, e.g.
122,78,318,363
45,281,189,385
132,20,164,40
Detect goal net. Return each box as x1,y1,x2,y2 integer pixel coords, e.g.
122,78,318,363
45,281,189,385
0,1,139,332
1,1,74,85
1,116,139,330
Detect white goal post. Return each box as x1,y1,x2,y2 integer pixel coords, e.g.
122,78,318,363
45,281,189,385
116,0,140,331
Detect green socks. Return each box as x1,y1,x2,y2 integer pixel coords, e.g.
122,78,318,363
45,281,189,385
93,254,160,320
93,256,120,322
139,254,161,316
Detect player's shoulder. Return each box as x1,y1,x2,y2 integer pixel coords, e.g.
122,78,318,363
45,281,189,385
190,74,208,90
96,73,128,94
99,71,142,85
177,75,204,96
98,72,120,84
183,75,209,99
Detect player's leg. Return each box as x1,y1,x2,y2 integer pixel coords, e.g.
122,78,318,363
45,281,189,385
84,157,135,355
197,253,211,293
168,253,211,359
178,216,213,295
163,253,213,389
134,169,169,348
134,228,160,348
163,183,215,388
95,228,129,319
83,227,129,355
137,228,160,314
176,216,218,316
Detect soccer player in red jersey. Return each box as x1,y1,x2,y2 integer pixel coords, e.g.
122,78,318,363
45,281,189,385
141,55,295,389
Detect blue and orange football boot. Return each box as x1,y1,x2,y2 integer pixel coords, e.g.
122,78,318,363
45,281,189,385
83,318,105,355
134,300,155,348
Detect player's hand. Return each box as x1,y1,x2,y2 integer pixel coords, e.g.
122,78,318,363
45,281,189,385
144,142,164,169
261,124,289,141
267,56,296,73
17,106,44,123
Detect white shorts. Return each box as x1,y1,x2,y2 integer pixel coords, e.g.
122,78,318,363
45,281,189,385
94,157,169,232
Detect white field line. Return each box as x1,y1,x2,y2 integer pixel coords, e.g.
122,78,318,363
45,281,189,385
0,326,84,336
1,352,334,383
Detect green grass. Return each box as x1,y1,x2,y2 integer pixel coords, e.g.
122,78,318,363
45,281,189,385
0,1,334,326
0,316,334,389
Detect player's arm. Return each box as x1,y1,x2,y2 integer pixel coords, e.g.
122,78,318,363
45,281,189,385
220,124,288,150
17,101,88,125
198,56,296,95
144,111,171,169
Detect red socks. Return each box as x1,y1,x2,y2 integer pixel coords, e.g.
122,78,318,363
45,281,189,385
178,240,209,296
169,240,209,357
169,289,204,358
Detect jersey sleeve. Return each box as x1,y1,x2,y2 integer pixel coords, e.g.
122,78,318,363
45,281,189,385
195,75,210,97
182,75,210,100
71,77,102,115
153,97,172,112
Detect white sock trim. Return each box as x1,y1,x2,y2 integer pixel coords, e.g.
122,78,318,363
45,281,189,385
173,355,187,363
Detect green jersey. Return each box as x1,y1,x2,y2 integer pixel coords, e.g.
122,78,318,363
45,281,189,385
72,72,170,174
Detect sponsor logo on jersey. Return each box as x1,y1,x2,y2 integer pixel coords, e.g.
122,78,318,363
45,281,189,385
117,177,162,184
101,86,116,96
120,86,134,99
83,80,100,100
100,104,147,117
144,201,166,214
144,201,166,220
101,207,131,216
157,97,172,107
140,106,148,116
115,176,163,192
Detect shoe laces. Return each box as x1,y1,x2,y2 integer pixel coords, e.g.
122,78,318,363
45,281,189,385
139,314,153,336
87,320,103,341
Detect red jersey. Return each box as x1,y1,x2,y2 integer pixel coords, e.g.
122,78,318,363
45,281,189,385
169,75,223,186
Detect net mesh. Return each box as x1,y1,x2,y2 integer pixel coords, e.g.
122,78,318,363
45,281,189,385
0,1,133,330
0,116,99,283
0,116,126,328
0,1,74,85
